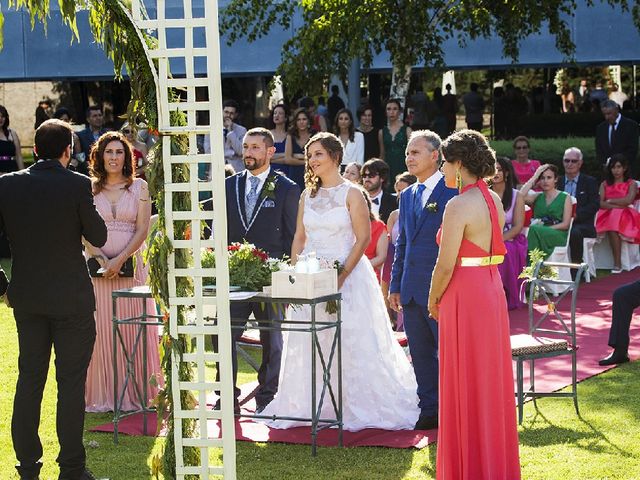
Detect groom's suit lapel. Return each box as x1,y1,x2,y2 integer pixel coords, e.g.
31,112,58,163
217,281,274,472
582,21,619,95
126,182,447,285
412,178,446,241
236,169,278,233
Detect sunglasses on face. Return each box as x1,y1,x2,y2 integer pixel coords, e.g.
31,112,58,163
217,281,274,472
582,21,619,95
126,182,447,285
362,173,379,179
563,158,579,164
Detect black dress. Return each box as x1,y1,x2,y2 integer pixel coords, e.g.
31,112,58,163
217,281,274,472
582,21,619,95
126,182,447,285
358,127,380,162
0,131,19,173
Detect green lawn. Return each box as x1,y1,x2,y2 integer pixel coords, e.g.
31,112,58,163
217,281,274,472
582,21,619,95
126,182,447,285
1,302,639,479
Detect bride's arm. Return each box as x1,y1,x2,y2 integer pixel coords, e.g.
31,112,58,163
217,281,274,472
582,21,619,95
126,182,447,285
428,198,465,320
290,193,307,264
340,187,371,288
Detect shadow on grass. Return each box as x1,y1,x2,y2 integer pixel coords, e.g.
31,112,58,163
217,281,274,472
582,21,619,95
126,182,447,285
237,440,418,480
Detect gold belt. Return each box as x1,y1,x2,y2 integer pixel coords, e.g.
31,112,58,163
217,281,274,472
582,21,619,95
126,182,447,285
458,255,504,267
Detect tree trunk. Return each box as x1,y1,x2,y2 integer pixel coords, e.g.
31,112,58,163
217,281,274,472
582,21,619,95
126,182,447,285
389,63,412,113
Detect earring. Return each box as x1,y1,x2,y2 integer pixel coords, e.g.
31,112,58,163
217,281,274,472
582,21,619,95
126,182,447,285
456,168,463,191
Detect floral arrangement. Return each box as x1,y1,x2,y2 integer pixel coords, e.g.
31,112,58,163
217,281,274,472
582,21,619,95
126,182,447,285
426,202,438,213
519,248,559,300
201,241,282,291
261,173,278,200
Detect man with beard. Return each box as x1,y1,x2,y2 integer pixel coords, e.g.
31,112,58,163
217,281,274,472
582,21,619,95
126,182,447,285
220,127,300,414
361,158,397,223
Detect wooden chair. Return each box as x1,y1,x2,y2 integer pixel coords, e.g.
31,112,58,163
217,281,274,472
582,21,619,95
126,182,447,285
511,260,588,424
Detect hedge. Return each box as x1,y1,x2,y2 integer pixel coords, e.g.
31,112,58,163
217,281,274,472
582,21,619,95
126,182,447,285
490,137,604,179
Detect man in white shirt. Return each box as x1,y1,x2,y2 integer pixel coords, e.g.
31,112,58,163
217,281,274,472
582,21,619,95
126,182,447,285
203,99,247,175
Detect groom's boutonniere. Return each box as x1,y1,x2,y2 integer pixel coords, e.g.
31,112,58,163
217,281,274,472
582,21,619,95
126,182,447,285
261,173,278,200
426,202,438,213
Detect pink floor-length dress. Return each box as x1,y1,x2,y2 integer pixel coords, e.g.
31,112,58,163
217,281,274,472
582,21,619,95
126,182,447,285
85,178,162,412
436,180,521,480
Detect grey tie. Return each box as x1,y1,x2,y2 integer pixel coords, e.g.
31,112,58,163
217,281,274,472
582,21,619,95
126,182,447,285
245,176,260,219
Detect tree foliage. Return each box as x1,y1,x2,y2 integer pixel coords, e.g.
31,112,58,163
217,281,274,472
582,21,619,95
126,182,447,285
220,0,640,94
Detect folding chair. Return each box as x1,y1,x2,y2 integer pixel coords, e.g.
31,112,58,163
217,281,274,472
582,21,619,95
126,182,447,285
511,260,588,424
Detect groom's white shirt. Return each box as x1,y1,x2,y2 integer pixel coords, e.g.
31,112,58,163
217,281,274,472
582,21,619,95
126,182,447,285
418,170,443,208
244,166,271,194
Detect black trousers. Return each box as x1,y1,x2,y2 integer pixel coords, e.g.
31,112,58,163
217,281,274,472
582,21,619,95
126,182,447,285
569,222,597,265
607,280,640,352
215,302,283,408
12,310,96,480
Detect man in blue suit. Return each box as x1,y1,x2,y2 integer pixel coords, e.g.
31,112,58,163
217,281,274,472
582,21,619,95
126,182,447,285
223,127,300,413
389,130,457,430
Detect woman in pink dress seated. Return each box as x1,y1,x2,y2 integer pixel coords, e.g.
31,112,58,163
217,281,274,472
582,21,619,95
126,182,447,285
511,135,540,187
596,153,640,272
491,156,527,309
84,131,161,412
429,130,521,480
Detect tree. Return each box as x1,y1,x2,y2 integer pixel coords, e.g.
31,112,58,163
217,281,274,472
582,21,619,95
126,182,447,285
220,0,640,103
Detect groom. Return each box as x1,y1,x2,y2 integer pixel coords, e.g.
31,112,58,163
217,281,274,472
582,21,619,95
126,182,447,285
389,130,457,430
223,127,300,413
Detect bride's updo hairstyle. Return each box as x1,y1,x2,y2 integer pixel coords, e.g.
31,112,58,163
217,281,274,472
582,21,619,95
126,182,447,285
304,132,344,197
441,129,496,179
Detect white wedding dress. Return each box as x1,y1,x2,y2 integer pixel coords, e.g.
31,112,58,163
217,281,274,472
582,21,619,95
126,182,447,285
261,181,419,431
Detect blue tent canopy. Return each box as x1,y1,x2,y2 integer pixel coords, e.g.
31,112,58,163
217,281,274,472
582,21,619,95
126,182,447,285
0,0,638,81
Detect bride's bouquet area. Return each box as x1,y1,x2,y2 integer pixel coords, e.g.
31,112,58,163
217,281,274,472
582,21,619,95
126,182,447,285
201,241,284,291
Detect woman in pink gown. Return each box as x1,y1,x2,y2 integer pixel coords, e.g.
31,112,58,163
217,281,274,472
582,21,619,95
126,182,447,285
595,154,640,271
84,131,161,412
429,130,520,479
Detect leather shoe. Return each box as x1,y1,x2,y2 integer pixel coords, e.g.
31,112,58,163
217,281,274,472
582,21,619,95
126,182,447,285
415,414,438,430
599,351,630,366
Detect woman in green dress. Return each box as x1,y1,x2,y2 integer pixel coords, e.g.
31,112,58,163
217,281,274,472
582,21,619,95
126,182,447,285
520,163,573,259
378,98,412,189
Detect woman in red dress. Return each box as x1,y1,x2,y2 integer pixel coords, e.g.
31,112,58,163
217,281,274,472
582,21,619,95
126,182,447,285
429,130,521,480
360,188,388,282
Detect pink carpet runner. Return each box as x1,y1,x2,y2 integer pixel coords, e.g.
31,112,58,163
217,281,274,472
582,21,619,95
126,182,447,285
90,269,639,448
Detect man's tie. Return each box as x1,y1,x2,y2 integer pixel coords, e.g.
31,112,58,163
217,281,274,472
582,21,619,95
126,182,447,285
372,197,380,205
245,176,260,220
413,184,426,220
609,123,615,146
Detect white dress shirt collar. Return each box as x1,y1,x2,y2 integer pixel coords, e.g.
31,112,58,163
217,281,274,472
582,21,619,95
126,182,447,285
419,170,443,206
370,190,383,215
245,167,271,193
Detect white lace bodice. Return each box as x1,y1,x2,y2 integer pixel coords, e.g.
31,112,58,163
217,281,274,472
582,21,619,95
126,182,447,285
302,181,354,262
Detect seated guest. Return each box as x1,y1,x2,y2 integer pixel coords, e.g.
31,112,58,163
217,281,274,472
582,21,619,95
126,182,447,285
557,147,599,268
382,172,417,330
521,163,573,259
360,188,388,282
599,279,640,365
511,135,541,186
342,161,362,184
491,157,527,309
595,154,640,272
361,158,398,223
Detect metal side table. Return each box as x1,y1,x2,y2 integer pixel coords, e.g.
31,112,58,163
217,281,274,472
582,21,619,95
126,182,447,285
111,285,164,444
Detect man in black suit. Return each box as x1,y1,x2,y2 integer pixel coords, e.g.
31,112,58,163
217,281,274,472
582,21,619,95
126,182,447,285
596,99,639,179
599,279,640,366
0,119,107,480
76,106,108,176
361,158,397,223
223,127,300,413
557,147,600,269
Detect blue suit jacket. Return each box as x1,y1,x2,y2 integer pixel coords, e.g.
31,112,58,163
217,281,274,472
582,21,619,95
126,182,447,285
225,169,300,259
390,177,457,306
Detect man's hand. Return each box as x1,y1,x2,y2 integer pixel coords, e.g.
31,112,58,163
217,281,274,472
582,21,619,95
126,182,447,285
223,117,233,130
388,292,402,313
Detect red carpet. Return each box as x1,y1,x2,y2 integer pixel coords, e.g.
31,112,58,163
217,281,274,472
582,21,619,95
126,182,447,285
90,269,639,447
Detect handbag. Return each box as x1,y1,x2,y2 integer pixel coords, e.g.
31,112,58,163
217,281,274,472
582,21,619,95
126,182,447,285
87,256,134,278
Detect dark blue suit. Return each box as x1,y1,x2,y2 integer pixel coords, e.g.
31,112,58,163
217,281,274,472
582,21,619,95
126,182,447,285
390,177,456,416
224,168,300,408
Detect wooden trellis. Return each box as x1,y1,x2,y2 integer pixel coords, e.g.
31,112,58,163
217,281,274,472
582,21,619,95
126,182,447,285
129,0,236,477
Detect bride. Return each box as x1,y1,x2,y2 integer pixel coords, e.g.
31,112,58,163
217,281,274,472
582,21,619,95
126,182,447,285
261,132,419,431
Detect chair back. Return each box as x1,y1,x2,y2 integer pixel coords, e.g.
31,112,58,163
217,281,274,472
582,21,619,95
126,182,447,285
527,260,588,347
